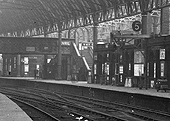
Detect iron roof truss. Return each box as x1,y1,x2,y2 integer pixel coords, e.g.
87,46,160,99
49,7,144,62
0,0,170,36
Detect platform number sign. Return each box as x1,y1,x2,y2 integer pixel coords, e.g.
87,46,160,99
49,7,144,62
132,21,141,32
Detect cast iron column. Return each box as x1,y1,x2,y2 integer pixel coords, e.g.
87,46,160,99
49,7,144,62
141,12,148,89
57,23,62,80
92,13,98,83
43,26,48,79
17,54,21,77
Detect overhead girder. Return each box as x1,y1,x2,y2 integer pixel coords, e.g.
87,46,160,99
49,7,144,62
56,0,170,31
139,0,170,12
1,0,170,36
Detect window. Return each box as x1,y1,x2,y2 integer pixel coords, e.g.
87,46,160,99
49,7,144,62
129,63,131,70
134,64,144,76
24,65,29,72
134,50,144,76
154,63,156,78
119,65,123,74
147,63,149,76
160,61,165,77
94,64,97,74
24,57,28,64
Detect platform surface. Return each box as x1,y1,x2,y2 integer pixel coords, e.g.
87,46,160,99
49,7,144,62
2,77,170,99
0,93,32,121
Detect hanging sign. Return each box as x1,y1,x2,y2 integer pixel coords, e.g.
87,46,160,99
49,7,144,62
160,49,165,59
132,21,141,32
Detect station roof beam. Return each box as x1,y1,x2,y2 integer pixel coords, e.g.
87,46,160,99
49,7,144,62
0,0,170,36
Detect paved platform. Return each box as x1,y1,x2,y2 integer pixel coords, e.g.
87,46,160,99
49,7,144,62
2,77,170,99
0,93,32,121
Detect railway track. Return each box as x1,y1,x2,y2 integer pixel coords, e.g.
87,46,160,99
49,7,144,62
0,87,130,121
10,96,61,121
0,86,170,121
29,88,170,121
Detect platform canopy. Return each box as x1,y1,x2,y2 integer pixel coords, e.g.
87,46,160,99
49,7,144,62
0,0,170,36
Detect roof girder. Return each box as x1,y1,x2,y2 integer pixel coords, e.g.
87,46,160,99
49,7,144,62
1,0,170,35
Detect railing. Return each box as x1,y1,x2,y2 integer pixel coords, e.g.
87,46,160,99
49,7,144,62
88,46,93,59
72,42,81,57
71,42,91,81
71,42,82,70
82,56,91,71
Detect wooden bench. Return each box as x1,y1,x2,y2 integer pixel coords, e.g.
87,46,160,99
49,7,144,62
156,79,169,92
157,85,169,92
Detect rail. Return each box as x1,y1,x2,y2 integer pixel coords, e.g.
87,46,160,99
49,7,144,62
82,56,91,71
71,42,82,69
88,46,93,58
71,42,90,81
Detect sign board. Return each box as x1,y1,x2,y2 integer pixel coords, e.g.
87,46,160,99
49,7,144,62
160,49,165,59
26,47,35,52
132,21,142,32
0,37,74,54
82,42,93,46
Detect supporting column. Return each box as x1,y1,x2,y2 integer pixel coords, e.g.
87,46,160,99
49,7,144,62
17,54,21,77
141,12,148,89
43,26,48,79
43,55,47,79
67,57,71,80
92,13,98,83
57,24,62,80
2,55,6,76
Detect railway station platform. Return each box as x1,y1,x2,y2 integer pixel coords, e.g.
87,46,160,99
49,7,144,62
3,77,170,99
0,93,32,121
0,77,170,114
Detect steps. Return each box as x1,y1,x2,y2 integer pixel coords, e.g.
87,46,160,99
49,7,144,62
81,48,93,69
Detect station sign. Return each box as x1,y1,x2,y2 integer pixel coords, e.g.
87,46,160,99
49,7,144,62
61,41,70,46
0,37,74,54
132,21,142,32
82,42,93,46
26,47,35,52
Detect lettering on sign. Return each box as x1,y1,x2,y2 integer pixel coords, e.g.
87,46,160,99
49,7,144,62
82,42,93,46
26,47,35,52
61,41,70,46
44,47,48,50
132,21,141,32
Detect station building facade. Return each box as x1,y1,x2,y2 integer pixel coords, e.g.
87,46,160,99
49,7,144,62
93,34,170,88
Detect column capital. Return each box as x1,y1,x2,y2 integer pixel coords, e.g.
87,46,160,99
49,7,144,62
57,21,63,32
92,13,99,26
141,12,148,16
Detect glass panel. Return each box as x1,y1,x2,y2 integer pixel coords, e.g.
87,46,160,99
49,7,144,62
120,75,123,82
94,64,97,74
24,65,29,72
24,57,28,64
160,61,165,77
106,64,109,75
134,50,144,63
14,57,16,63
119,65,123,74
147,63,149,76
154,63,156,78
134,64,144,76
47,59,51,63
129,63,131,70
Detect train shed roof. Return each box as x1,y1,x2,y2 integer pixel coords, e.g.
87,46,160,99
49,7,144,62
0,0,169,35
